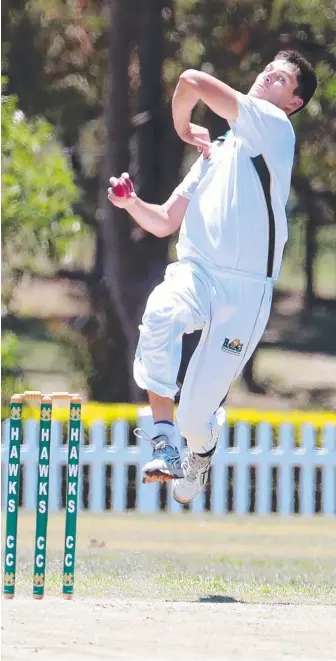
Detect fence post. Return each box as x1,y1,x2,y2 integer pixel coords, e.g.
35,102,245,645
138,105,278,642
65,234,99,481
49,421,63,511
322,424,336,515
256,423,273,515
300,424,316,515
88,421,106,512
278,423,293,515
22,419,39,510
210,424,229,515
111,420,129,513
234,423,250,515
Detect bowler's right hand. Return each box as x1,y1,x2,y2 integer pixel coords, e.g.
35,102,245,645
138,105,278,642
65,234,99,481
107,173,137,208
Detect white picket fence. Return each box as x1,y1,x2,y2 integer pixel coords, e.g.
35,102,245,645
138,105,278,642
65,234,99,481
1,407,336,515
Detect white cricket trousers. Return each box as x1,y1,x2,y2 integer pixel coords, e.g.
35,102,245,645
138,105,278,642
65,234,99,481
134,259,273,454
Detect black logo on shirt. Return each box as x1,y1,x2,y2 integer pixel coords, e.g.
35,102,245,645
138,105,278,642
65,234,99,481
221,337,243,355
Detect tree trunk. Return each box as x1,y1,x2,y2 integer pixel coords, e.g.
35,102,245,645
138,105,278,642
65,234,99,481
88,0,183,402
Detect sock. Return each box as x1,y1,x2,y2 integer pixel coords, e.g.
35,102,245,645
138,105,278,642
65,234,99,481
153,420,176,444
196,444,217,458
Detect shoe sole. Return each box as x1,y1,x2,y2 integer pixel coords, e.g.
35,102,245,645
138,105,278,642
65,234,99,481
142,468,183,484
172,492,193,504
173,474,210,504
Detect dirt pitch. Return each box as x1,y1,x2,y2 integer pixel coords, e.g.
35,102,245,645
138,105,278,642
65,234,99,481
2,513,336,660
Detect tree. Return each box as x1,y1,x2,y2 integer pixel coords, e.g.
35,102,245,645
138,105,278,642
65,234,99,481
1,88,81,312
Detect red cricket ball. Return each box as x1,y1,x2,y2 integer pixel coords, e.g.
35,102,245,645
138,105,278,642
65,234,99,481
124,177,134,195
112,177,134,198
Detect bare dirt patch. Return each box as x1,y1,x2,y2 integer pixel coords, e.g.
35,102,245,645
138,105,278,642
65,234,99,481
3,598,336,660
2,514,336,660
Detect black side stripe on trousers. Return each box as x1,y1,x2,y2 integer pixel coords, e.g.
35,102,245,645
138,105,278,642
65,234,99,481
251,155,275,279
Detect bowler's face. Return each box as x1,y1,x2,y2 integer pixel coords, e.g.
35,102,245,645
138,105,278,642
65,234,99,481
249,59,303,115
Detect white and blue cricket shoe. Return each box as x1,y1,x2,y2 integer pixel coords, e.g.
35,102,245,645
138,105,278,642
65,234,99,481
136,431,183,483
172,449,212,504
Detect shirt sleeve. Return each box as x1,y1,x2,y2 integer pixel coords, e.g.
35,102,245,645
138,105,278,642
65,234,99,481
173,153,213,200
229,92,295,158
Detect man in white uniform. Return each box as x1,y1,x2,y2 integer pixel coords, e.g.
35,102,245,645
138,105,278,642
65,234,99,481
107,50,317,503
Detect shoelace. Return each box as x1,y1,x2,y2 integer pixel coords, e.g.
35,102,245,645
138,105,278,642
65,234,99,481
134,428,173,451
182,452,209,482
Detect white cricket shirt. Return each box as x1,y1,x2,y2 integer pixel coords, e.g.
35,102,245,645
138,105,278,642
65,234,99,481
174,92,295,279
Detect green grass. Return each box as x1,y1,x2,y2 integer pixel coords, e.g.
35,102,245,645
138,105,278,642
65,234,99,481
3,513,336,604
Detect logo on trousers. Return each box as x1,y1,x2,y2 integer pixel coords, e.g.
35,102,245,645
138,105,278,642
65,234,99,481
221,337,243,355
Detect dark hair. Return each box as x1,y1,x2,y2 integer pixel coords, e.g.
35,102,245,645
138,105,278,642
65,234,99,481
275,50,317,115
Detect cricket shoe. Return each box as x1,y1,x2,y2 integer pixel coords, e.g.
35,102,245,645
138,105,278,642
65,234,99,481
172,449,213,504
135,430,183,483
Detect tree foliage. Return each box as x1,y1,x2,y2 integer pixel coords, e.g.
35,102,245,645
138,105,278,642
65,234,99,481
1,331,30,419
1,87,81,310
